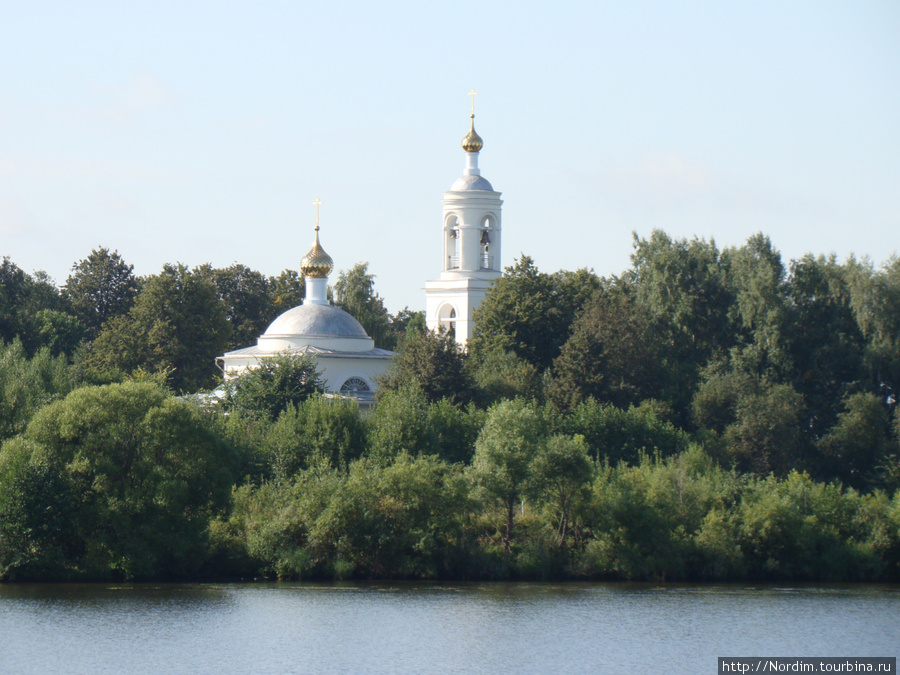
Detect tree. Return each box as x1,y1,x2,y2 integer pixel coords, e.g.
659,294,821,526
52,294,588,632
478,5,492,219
846,256,900,405
469,256,570,372
379,328,473,406
0,258,71,354
553,398,691,465
530,434,593,547
384,307,426,352
472,399,547,558
64,248,139,341
549,267,603,330
224,353,323,421
693,368,806,475
262,395,366,478
86,264,230,392
203,264,274,351
723,234,791,378
268,269,305,314
628,231,734,421
548,284,663,412
0,438,77,580
0,258,34,346
426,399,485,465
470,345,542,406
0,382,237,580
786,254,867,437
0,340,74,441
817,392,891,488
332,262,390,348
32,309,85,357
367,383,437,463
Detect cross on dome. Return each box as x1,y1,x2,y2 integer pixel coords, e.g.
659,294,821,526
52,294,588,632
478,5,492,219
461,89,483,153
312,197,323,231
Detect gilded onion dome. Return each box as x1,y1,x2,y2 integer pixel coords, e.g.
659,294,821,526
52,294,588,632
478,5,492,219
300,226,334,278
461,114,483,153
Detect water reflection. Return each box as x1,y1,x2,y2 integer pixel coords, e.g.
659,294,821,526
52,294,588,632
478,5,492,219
1,583,898,674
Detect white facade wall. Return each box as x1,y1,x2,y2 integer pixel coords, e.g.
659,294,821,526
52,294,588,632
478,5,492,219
425,152,503,347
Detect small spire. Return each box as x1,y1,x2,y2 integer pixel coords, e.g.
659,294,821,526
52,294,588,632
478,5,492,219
312,197,323,232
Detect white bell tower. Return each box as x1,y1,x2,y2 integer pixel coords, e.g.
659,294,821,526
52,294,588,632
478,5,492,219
425,90,503,347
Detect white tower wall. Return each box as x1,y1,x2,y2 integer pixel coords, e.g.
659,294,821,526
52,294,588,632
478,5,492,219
425,116,503,348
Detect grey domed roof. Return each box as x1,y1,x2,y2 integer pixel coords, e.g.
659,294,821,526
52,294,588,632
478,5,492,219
263,303,369,339
450,174,494,191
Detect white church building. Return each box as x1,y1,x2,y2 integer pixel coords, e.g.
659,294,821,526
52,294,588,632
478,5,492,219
216,213,394,403
217,96,503,396
425,99,503,347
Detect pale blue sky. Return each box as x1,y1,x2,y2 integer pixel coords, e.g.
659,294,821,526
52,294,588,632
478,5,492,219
2,1,898,311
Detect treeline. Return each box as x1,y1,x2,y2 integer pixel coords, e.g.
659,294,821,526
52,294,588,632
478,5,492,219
1,230,899,582
0,250,418,392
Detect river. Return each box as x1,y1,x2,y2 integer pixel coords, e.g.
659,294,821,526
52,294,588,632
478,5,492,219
1,582,898,674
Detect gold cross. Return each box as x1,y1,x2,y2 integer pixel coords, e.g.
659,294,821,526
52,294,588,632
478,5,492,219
312,197,323,230
468,88,477,116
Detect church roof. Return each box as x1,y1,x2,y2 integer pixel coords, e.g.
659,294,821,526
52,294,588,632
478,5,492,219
263,303,368,339
450,174,494,191
222,343,392,359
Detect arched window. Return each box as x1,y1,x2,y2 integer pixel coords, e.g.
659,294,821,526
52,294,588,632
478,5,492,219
438,304,457,342
480,216,493,270
445,215,461,270
340,377,371,395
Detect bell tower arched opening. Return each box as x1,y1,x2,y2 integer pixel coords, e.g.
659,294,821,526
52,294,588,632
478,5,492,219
437,304,458,342
444,215,461,271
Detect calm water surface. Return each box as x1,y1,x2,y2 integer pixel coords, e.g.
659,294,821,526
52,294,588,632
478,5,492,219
1,582,898,674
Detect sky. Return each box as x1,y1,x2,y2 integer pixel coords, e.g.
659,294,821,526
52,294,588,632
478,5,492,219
2,1,898,312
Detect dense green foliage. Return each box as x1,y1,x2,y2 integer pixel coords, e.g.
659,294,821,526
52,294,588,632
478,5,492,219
1,232,899,582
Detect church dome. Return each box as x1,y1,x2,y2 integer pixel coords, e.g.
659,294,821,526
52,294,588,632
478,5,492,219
450,174,494,191
263,303,368,339
461,116,483,153
300,228,333,278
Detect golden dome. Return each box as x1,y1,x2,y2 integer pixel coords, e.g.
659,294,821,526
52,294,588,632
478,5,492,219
461,114,483,153
300,227,334,278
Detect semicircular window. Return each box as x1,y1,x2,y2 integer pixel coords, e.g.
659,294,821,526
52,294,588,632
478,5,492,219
340,377,371,394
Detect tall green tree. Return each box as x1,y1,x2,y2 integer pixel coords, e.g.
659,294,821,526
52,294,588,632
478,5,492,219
332,262,390,348
0,257,32,345
367,383,437,463
693,368,806,475
723,234,791,378
530,434,593,547
816,392,891,488
0,382,237,580
262,396,366,478
86,264,230,392
628,231,734,420
64,248,139,341
469,256,575,372
203,264,274,351
379,328,473,406
470,345,542,406
549,284,662,412
786,254,867,437
0,340,74,441
846,256,900,403
1,259,72,354
472,399,547,559
268,269,305,314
